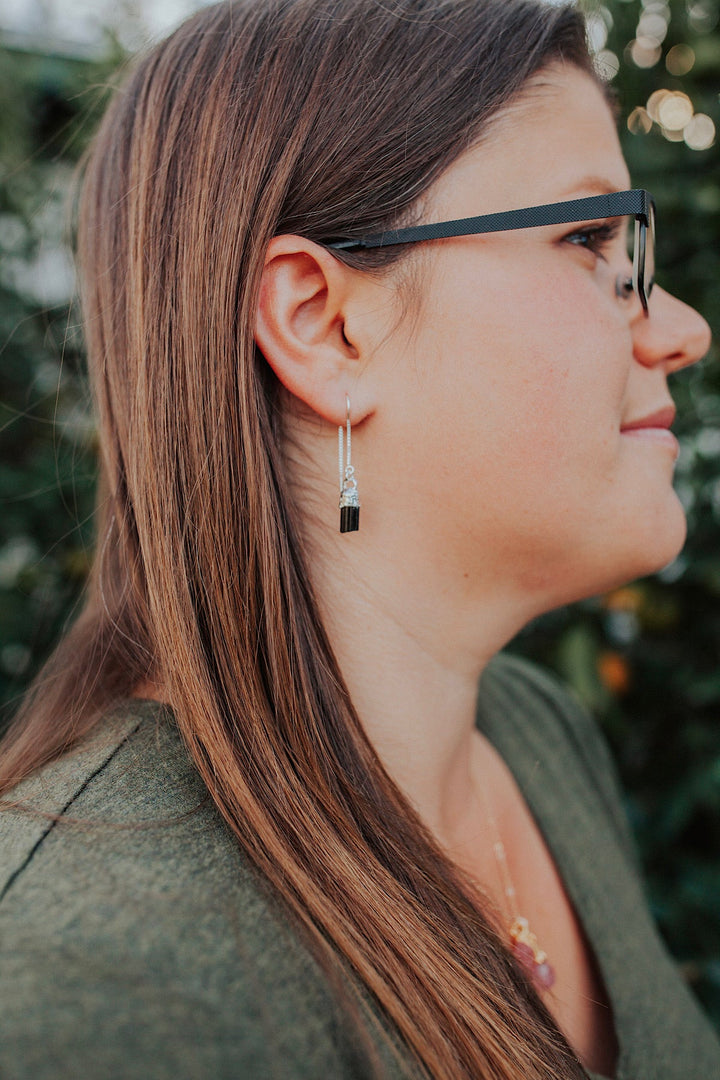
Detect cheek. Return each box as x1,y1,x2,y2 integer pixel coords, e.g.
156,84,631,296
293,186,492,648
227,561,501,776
430,284,629,493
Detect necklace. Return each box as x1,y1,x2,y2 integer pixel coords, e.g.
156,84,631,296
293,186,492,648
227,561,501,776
479,780,556,992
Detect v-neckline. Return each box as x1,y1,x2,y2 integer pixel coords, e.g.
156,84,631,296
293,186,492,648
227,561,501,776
476,690,625,1080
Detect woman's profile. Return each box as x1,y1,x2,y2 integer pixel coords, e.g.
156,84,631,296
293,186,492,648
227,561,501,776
0,1,718,1077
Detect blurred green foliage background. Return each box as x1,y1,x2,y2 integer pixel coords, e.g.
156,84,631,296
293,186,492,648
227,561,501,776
1,0,719,1031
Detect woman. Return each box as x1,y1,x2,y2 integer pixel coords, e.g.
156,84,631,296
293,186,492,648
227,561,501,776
0,0,718,1077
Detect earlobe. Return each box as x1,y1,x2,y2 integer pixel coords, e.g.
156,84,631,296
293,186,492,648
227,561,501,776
255,235,364,426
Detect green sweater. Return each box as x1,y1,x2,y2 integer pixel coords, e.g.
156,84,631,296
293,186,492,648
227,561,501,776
1,653,718,1079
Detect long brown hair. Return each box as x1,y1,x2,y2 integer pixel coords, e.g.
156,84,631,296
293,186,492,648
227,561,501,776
1,2,598,1075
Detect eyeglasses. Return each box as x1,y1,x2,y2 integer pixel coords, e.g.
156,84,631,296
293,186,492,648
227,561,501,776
326,188,656,315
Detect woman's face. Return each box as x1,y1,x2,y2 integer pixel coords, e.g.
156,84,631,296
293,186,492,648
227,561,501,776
360,64,711,614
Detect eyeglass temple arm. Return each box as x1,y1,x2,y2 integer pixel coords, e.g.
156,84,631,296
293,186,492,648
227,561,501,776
326,189,652,251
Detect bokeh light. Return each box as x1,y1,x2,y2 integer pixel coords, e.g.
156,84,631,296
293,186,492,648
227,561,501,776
657,91,695,130
666,43,696,76
646,88,672,121
595,49,621,80
639,87,715,149
629,36,663,67
627,105,654,134
684,113,716,150
662,126,686,142
637,10,669,42
687,0,720,34
586,10,610,52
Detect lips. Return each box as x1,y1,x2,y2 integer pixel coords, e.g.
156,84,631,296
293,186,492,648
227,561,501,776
620,405,676,433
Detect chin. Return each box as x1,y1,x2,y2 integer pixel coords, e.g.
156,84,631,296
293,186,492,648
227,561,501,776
599,503,687,593
542,504,688,608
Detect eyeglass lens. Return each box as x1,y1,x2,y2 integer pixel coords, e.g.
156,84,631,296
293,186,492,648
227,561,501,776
632,204,655,313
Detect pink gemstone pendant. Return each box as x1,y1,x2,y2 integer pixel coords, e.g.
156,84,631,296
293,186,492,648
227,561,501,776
535,961,556,990
509,917,556,991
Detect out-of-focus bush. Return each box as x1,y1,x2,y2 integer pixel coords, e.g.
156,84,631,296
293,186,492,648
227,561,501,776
0,40,122,715
0,0,719,1030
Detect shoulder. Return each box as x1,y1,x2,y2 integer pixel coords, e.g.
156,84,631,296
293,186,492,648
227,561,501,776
477,651,639,864
0,700,216,904
0,701,402,1079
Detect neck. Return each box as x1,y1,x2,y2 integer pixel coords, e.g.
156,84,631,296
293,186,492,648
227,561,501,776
310,526,536,848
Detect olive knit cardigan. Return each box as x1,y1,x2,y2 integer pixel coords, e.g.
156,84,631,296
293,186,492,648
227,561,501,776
1,653,718,1079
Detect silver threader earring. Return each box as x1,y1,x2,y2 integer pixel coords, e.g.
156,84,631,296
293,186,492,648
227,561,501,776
338,395,360,533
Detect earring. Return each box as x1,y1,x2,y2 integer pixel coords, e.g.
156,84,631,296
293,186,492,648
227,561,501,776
338,394,360,533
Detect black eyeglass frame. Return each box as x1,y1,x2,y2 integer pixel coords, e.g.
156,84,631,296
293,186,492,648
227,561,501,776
326,188,656,314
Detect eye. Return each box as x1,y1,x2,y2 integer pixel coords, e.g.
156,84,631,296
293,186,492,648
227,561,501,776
563,220,623,260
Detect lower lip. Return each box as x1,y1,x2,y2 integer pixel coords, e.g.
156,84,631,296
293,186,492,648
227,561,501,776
621,427,679,455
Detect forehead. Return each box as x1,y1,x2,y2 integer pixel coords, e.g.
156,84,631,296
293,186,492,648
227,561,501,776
427,65,630,215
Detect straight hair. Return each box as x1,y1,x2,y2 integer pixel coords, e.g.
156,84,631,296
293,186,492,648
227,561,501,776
1,2,599,1075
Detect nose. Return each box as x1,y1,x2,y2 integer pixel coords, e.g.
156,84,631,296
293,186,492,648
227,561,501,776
631,285,712,374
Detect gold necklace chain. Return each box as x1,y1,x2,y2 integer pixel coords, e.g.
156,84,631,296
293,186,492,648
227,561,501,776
479,778,556,992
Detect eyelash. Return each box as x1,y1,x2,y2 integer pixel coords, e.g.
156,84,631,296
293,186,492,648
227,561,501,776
563,221,623,259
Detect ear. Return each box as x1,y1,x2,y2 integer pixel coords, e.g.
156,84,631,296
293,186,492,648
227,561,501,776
255,235,373,426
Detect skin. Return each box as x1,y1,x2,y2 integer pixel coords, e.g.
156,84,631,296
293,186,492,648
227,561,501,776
255,63,712,1073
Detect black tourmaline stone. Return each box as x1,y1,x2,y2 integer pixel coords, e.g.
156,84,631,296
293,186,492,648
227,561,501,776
340,505,360,533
